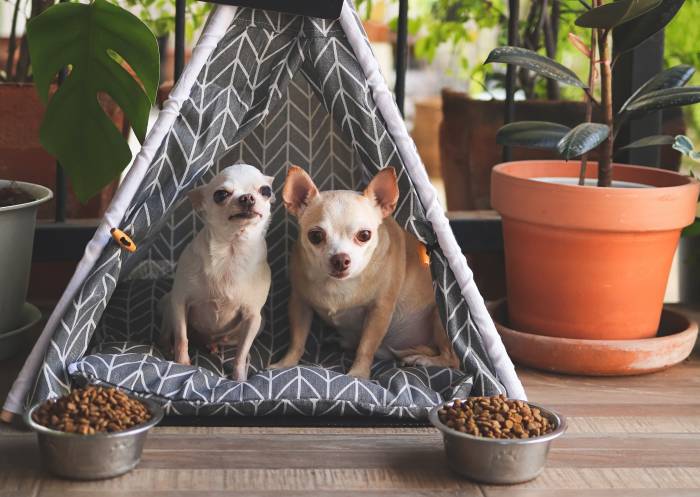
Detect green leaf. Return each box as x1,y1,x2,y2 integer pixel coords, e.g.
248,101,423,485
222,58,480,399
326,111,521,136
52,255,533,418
557,123,610,159
496,121,572,150
617,135,677,153
575,0,662,28
619,65,695,114
625,86,700,115
619,135,675,151
682,218,700,237
27,0,159,201
484,47,587,88
614,0,685,54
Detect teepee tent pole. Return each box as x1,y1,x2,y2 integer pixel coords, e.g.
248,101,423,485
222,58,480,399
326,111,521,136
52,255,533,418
339,3,525,400
1,5,239,420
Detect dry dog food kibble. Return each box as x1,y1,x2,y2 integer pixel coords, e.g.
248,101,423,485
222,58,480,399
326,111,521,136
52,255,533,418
32,386,151,435
437,395,553,439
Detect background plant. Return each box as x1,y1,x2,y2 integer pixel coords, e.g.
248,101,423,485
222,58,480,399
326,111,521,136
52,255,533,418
113,0,211,40
26,0,159,200
487,0,700,187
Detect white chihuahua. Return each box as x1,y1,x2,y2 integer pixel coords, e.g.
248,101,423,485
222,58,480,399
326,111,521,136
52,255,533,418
270,166,458,379
160,164,274,381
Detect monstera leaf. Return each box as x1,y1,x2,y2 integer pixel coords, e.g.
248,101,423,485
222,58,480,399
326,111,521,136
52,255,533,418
575,0,662,29
28,0,159,201
557,123,610,159
496,121,572,150
485,47,587,88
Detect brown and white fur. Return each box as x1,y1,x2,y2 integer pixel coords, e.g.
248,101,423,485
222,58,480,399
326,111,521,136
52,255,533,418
159,164,274,381
269,166,458,379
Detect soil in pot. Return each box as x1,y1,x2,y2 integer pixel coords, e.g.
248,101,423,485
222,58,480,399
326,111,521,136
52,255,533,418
0,184,35,206
491,161,699,341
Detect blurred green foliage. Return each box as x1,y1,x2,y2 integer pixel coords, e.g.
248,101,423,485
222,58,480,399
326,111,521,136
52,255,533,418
112,0,211,39
665,0,700,142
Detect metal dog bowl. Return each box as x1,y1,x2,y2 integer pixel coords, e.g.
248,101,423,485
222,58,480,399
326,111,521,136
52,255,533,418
429,400,567,484
24,395,163,480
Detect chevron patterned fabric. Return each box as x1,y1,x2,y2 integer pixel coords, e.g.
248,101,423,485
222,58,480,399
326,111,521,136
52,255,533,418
29,6,506,419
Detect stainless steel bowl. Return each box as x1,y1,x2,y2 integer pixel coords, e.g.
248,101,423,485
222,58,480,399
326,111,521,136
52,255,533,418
429,400,567,484
24,395,164,480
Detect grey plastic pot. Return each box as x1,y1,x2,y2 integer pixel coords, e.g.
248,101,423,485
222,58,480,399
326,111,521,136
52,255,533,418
0,180,52,334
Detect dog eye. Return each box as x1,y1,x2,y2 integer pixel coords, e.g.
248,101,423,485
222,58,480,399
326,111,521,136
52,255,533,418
356,230,372,243
213,189,231,204
307,228,325,245
259,185,272,198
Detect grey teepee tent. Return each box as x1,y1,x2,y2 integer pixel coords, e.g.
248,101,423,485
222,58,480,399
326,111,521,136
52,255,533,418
4,1,524,420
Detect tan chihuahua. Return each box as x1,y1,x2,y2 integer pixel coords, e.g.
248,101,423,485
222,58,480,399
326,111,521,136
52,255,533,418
160,164,274,381
269,166,458,379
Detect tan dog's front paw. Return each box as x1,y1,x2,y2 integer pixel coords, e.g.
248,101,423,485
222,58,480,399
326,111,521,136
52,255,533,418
347,365,371,380
268,353,302,370
268,359,299,370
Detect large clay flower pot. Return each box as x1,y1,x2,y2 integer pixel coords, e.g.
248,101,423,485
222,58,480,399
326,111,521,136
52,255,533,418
491,160,700,340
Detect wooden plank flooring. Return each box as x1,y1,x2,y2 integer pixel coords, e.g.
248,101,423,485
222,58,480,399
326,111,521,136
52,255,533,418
1,307,698,496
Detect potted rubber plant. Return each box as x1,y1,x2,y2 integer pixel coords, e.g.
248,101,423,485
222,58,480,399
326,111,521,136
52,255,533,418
436,0,592,211
485,0,700,344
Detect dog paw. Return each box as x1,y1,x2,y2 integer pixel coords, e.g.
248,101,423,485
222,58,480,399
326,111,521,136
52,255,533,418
268,359,299,370
400,354,436,367
347,366,371,380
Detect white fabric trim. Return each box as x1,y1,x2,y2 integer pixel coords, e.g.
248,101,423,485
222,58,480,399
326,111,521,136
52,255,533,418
339,4,526,400
3,5,238,416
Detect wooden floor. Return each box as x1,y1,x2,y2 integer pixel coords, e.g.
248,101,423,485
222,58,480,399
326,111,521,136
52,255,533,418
1,307,699,496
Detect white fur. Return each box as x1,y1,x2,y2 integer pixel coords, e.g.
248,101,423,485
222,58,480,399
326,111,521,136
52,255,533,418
160,164,274,381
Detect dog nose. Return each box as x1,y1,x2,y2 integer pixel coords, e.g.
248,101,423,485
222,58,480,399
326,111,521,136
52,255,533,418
238,194,255,208
330,253,351,272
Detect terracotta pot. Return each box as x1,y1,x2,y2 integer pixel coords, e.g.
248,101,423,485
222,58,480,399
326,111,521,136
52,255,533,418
491,160,700,340
0,83,119,220
440,90,684,211
490,300,698,376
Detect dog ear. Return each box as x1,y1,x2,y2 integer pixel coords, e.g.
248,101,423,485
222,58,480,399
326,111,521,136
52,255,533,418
364,167,399,218
283,165,318,216
187,186,207,211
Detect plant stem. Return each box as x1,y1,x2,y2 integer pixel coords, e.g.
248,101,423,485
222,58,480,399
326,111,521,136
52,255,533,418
543,0,560,100
578,24,598,186
597,27,614,187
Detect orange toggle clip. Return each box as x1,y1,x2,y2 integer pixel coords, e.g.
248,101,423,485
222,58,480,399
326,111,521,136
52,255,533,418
110,228,137,253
